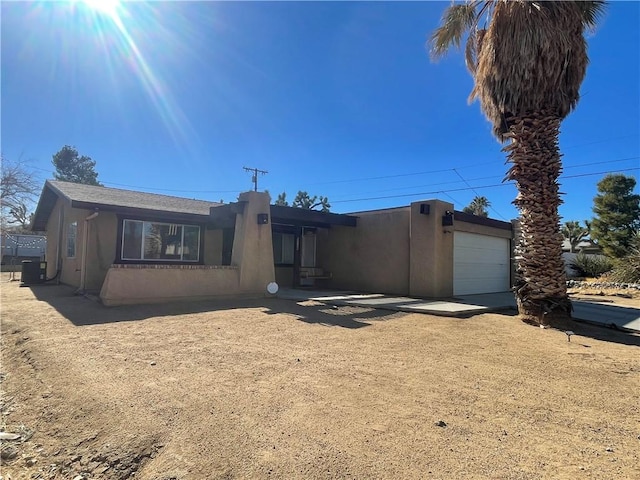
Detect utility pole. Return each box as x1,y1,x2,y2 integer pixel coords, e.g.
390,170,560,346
243,166,268,192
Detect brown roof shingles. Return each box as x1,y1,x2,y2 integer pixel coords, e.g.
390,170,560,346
47,180,222,216
32,180,223,231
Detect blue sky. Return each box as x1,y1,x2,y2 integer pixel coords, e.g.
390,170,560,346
2,0,638,222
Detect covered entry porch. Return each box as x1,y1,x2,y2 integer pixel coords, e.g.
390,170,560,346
270,205,357,288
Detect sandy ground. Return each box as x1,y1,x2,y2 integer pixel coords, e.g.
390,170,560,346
1,273,639,480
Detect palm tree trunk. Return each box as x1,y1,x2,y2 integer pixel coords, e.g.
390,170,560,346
503,111,571,325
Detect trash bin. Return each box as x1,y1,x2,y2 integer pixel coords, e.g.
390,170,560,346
21,260,47,286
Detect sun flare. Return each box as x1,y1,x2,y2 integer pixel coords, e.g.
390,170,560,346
80,0,121,19
56,0,197,154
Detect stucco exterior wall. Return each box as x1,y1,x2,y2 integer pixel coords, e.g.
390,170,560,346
43,200,117,291
100,191,275,306
100,265,240,306
319,201,514,298
85,212,118,291
409,200,454,297
324,207,410,295
85,215,224,291
44,199,85,288
231,191,275,293
44,199,63,281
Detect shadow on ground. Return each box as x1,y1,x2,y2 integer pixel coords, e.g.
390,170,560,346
553,317,640,347
25,282,640,344
27,283,405,329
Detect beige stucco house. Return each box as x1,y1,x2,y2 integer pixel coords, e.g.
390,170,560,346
32,180,513,306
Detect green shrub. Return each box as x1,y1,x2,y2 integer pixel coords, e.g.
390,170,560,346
569,253,614,278
608,244,640,284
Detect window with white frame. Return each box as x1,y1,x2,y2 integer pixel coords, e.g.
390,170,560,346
121,220,200,262
67,221,77,258
272,232,295,265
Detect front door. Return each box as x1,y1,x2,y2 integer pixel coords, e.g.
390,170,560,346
301,229,316,268
299,228,317,286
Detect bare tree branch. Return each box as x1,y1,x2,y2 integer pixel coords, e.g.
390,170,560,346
1,155,40,230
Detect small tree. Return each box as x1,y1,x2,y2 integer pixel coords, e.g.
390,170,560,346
52,145,102,186
1,156,39,230
591,174,640,259
274,192,288,206
273,191,331,211
292,191,331,212
561,220,590,253
462,196,490,217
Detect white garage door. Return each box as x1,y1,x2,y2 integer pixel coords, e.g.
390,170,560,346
454,232,511,295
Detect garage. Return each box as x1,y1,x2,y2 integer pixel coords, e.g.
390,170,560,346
454,231,511,295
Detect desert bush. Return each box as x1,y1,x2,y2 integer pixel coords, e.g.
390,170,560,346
569,253,614,278
608,234,640,284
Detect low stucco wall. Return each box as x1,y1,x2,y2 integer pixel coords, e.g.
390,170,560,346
100,265,241,306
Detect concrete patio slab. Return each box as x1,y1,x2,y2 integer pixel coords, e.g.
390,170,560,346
278,288,513,317
277,288,640,333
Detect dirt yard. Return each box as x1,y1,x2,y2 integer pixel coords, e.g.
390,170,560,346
1,274,639,480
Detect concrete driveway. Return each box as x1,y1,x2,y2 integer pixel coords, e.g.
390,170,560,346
277,288,640,333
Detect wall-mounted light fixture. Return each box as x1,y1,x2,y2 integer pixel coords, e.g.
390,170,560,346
442,210,454,227
257,213,269,224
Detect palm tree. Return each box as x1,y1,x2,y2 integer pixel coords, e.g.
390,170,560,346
431,0,606,324
463,196,491,217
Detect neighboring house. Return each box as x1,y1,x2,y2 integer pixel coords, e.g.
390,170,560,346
31,180,514,306
561,239,601,254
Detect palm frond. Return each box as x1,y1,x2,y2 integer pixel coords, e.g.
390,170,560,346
465,28,486,74
577,0,608,30
465,28,478,73
429,2,479,59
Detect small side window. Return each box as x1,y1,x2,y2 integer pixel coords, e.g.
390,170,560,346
67,221,77,258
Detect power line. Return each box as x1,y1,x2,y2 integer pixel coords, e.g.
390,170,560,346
28,154,639,197
95,157,640,199
453,168,508,220
330,167,639,205
329,155,639,202
308,162,497,186
308,153,639,188
564,156,639,170
439,191,463,208
561,167,639,180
